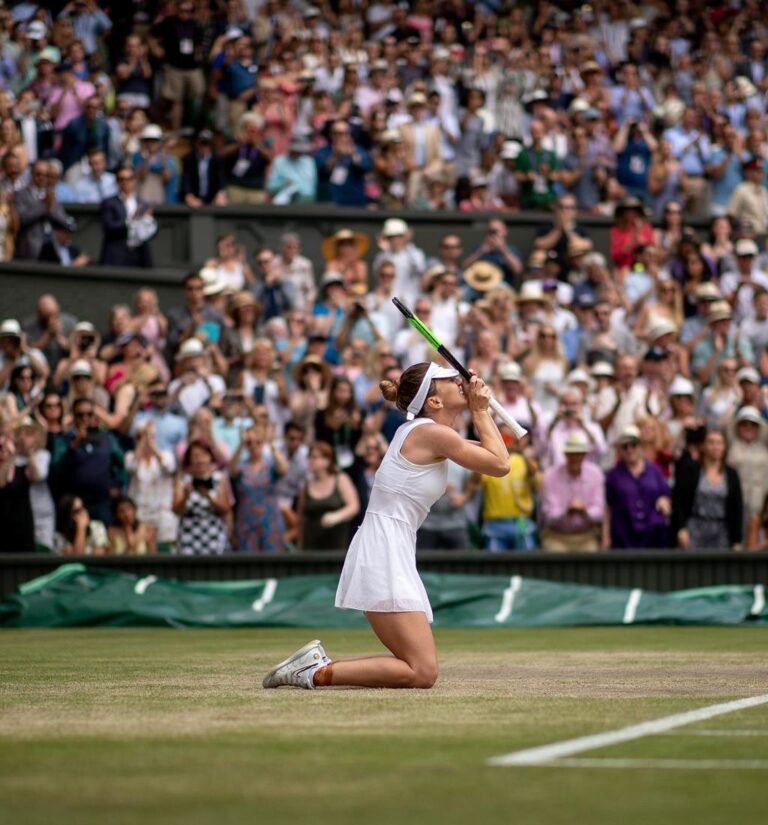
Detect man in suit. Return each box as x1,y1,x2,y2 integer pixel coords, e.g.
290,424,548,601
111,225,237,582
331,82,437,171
180,130,226,207
13,160,72,261
398,92,443,205
99,167,154,268
735,39,767,88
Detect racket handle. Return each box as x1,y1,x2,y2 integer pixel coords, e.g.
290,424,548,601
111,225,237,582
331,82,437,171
489,397,528,440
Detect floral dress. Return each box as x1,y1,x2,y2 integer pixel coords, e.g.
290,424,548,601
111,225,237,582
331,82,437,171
233,461,284,553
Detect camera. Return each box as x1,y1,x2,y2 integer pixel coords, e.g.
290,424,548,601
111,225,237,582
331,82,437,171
193,476,215,491
80,335,95,348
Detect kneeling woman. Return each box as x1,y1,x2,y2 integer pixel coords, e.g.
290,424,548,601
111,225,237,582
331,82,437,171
263,362,510,690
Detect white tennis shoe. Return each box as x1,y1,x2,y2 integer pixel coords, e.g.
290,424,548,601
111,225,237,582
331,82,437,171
262,639,331,689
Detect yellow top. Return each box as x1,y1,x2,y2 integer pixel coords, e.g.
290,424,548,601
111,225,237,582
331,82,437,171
481,454,535,520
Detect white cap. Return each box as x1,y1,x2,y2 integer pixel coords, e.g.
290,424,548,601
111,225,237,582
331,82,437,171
735,406,762,425
736,238,759,257
70,359,94,378
74,321,96,333
175,338,205,360
26,21,47,40
0,319,21,336
591,361,615,378
140,124,164,141
669,375,695,396
500,141,523,160
736,367,760,384
382,218,408,237
498,362,523,382
567,368,591,385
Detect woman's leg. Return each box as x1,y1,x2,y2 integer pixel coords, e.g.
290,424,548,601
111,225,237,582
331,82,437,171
315,611,438,689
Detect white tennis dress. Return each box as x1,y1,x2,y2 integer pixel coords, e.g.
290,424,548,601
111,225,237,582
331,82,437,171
335,418,448,622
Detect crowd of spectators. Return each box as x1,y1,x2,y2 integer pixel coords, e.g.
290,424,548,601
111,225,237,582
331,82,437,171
3,1,768,554
0,0,766,251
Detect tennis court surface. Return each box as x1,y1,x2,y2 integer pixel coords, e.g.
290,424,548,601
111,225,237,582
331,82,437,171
2,627,765,824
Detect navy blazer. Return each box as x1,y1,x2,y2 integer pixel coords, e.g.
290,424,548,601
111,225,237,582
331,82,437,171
99,196,153,268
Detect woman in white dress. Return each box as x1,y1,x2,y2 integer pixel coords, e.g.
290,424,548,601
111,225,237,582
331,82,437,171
263,362,510,690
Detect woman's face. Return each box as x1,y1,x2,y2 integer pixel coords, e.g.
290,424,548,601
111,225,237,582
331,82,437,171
719,360,737,384
308,448,331,472
538,326,557,351
251,343,273,369
188,445,213,478
112,307,131,331
704,432,725,461
115,500,135,526
70,497,87,521
41,394,62,420
14,367,34,392
332,380,353,405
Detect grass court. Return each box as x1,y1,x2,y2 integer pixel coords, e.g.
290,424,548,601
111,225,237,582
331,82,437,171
1,627,766,824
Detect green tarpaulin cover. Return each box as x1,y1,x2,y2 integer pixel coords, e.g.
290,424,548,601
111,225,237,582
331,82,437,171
1,564,766,628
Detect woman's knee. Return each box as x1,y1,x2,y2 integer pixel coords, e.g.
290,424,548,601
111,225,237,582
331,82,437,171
409,661,439,689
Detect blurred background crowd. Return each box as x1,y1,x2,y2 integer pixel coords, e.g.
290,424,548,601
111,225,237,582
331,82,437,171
2,0,768,554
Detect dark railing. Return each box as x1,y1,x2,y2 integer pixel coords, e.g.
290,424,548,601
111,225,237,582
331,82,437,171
0,204,716,324
2,551,767,599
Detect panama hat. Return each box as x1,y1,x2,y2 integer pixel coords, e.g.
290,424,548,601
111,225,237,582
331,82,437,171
292,354,332,387
321,228,369,261
464,261,503,292
647,318,678,342
498,362,523,382
707,301,732,324
381,217,409,238
695,282,721,301
0,319,22,337
736,367,760,384
70,359,94,378
617,424,641,445
591,361,615,378
517,281,549,304
735,238,758,257
563,431,590,454
230,291,260,313
175,338,205,361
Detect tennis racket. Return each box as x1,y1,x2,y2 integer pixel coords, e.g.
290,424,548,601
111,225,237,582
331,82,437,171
392,297,528,440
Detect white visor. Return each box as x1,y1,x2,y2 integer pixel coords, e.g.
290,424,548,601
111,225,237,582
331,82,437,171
405,363,460,420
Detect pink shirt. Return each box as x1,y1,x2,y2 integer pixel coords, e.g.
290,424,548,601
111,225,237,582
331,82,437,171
541,461,605,533
50,80,96,130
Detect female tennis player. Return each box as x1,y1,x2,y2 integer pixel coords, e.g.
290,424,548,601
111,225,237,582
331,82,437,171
263,362,510,690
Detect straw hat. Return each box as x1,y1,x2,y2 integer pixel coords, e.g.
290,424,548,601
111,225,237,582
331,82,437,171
517,281,549,304
647,318,678,342
563,431,590,454
292,354,332,387
381,217,409,238
707,301,732,324
321,228,369,261
230,291,260,313
498,362,523,382
617,424,641,445
463,261,503,292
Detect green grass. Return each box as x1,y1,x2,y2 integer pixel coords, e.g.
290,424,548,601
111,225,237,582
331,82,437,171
1,628,767,824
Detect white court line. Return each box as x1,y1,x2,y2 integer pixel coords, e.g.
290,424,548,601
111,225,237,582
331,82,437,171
622,588,642,624
547,758,768,770
488,693,768,767
662,729,768,737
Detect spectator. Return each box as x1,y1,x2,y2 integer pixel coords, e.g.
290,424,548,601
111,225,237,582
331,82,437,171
672,429,743,551
604,425,672,550
72,148,117,203
470,430,539,552
223,112,273,204
57,94,110,176
537,385,606,470
278,232,315,312
173,439,231,555
523,322,569,417
99,165,155,267
705,123,743,217
114,33,152,110
614,118,657,203
533,194,593,275
720,238,768,324
54,493,107,555
727,157,768,235
222,35,259,135
149,0,205,133
266,134,317,205
50,397,126,525
663,106,711,217
727,406,768,549
22,294,76,372
540,430,605,551
315,119,372,207
229,424,287,553
108,495,157,555
0,423,35,552
131,378,187,456
297,440,359,551
321,228,368,290
14,159,72,260
515,117,559,211
691,302,753,386
181,130,227,207
168,338,225,419
49,60,95,134
609,197,655,273
132,124,178,205
372,217,425,305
